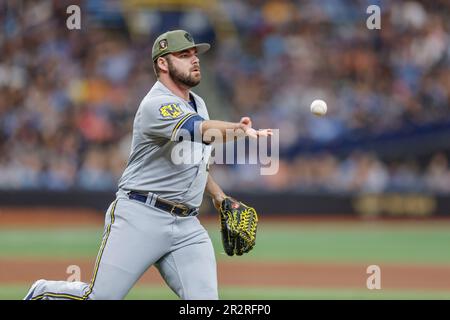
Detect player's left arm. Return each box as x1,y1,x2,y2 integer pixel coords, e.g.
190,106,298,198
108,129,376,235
205,173,259,256
205,174,227,211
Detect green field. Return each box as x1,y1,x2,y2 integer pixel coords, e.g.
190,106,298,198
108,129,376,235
2,220,450,299
2,221,450,263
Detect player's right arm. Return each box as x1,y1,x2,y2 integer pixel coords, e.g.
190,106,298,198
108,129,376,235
200,117,272,144
140,97,271,144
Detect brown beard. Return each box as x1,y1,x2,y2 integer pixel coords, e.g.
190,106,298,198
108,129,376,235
167,57,201,88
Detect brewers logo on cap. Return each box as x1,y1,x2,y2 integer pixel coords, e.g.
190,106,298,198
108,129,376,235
159,39,168,50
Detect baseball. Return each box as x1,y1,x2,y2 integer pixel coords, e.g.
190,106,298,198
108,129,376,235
310,99,327,116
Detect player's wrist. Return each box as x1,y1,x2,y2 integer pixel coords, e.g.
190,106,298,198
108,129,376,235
212,193,226,210
214,193,226,203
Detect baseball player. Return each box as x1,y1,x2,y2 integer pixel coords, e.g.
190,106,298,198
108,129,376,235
24,30,271,300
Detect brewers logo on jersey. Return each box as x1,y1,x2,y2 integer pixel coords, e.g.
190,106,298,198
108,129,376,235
159,103,185,119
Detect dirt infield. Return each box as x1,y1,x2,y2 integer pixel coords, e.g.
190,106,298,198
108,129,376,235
0,208,104,228
2,258,449,290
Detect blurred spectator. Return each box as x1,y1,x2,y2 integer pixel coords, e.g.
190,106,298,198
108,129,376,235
424,153,450,193
0,1,449,193
77,148,115,191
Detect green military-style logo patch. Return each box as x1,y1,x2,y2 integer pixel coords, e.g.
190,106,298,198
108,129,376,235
159,103,184,119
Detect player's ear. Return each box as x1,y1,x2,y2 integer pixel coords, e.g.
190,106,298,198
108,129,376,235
157,56,169,73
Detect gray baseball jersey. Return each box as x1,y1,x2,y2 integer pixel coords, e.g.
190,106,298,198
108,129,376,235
118,80,211,208
24,81,218,300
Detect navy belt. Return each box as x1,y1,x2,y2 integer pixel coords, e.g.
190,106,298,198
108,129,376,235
128,191,198,217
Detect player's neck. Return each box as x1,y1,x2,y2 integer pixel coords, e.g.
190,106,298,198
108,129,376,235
159,76,190,101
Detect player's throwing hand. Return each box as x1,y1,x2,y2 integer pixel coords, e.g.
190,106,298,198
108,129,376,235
239,116,273,139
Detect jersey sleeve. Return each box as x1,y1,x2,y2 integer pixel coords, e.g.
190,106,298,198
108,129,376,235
141,98,205,142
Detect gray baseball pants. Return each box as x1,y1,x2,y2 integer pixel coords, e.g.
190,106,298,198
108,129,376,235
27,194,218,300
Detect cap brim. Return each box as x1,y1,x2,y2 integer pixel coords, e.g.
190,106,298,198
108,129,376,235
174,43,211,55
194,43,211,54
154,43,211,61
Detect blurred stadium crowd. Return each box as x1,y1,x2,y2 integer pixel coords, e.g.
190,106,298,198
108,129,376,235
0,0,449,193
